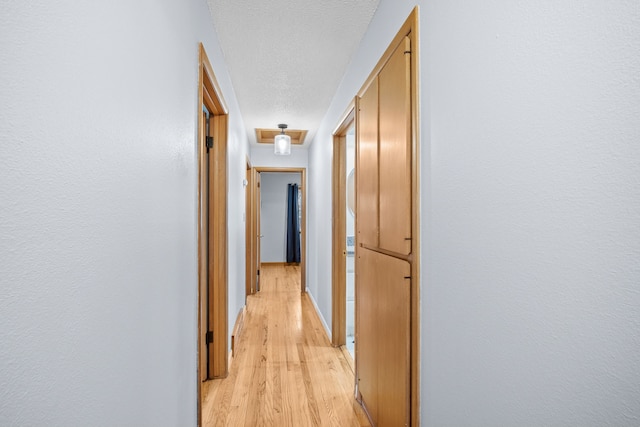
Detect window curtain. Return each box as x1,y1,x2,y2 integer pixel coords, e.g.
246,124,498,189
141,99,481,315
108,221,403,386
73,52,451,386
286,183,301,263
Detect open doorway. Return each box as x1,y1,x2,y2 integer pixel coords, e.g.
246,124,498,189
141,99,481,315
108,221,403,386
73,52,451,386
332,103,355,352
259,172,302,265
248,167,307,295
345,127,356,357
196,43,229,427
245,158,253,299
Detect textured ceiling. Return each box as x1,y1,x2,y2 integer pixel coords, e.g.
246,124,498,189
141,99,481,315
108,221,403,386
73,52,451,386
206,0,380,146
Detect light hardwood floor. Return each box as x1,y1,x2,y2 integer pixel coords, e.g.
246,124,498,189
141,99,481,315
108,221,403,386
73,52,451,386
202,264,370,426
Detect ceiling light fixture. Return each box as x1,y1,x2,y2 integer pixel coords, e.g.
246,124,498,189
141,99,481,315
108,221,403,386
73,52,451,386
274,123,291,155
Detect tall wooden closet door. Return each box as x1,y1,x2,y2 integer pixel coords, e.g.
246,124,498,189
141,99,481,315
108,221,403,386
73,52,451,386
356,79,379,248
378,36,412,255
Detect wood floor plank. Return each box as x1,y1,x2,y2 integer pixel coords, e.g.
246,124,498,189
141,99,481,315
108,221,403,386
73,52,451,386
202,264,370,426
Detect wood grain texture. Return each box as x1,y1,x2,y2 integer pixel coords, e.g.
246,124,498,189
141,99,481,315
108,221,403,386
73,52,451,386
245,159,252,298
211,113,229,379
357,249,411,427
378,36,412,256
199,110,209,385
352,9,420,426
202,265,370,427
331,134,347,347
198,43,230,388
356,81,379,249
332,103,356,348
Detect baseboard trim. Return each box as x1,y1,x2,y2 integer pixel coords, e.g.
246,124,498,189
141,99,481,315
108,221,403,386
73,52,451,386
231,306,246,357
305,287,332,342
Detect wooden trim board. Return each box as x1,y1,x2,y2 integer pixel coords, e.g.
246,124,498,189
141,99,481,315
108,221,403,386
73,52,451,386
331,100,355,347
197,42,230,426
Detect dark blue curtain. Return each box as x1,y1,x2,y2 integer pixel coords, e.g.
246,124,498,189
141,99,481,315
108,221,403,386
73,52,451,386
286,183,301,263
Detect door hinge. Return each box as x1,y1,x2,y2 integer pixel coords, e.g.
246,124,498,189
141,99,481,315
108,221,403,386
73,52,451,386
206,136,214,150
257,269,260,276
206,330,213,344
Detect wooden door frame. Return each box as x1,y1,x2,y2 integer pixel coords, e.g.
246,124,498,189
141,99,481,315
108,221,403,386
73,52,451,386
353,8,420,426
247,167,261,294
252,167,307,293
331,102,356,347
245,157,253,299
197,42,229,426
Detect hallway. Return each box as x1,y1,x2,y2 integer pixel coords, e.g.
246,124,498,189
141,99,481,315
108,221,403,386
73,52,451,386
202,265,370,426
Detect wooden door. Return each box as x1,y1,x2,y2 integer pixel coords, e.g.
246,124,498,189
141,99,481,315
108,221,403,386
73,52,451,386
357,79,379,248
357,247,379,423
256,171,262,291
247,167,259,295
205,114,216,379
199,111,216,380
199,110,209,383
245,162,252,297
355,34,413,427
357,248,410,426
376,251,411,426
379,36,411,255
197,45,230,419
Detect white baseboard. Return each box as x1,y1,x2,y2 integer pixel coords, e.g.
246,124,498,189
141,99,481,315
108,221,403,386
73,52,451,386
306,287,332,342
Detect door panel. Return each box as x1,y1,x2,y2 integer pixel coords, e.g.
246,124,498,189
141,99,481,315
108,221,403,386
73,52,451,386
199,110,209,383
355,33,413,426
357,248,410,426
248,168,259,294
356,80,379,248
357,248,378,424
379,36,411,255
377,252,411,426
245,163,252,297
256,171,261,291
206,114,215,379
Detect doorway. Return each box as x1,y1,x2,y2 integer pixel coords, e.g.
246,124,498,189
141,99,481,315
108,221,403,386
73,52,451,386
197,43,229,427
248,167,307,294
245,158,253,299
353,9,420,426
332,104,356,355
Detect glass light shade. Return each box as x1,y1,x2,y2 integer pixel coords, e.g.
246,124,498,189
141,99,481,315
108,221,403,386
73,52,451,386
274,133,291,155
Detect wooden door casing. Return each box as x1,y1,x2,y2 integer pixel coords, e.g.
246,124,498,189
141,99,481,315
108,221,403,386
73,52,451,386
197,42,230,425
245,161,252,298
256,171,261,291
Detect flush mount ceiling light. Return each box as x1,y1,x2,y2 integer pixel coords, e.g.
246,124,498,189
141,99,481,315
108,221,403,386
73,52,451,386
274,123,291,155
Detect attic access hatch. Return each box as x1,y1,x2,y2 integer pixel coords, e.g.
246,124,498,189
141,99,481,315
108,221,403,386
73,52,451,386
255,128,308,145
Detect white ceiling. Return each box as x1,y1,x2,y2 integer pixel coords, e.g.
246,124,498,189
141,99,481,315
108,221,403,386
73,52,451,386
206,0,380,146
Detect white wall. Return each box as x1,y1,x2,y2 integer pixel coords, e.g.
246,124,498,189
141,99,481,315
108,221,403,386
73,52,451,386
251,145,308,168
259,173,301,263
309,1,640,425
0,1,249,426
